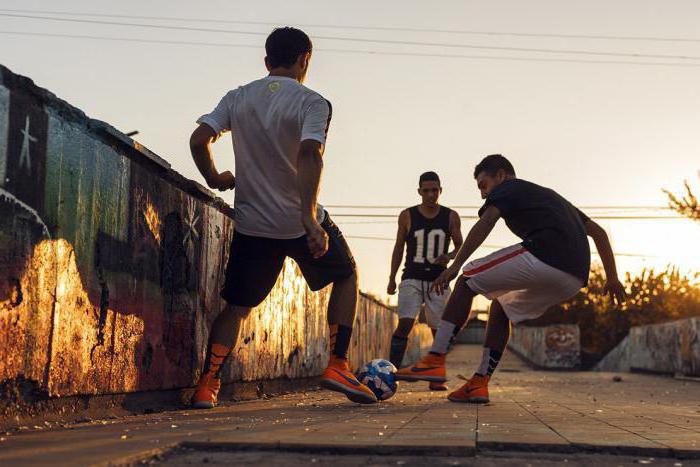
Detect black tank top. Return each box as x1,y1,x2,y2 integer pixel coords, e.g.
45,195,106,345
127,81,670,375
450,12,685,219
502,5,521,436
402,206,453,281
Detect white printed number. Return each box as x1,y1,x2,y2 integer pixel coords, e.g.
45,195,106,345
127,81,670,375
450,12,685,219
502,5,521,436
413,229,446,264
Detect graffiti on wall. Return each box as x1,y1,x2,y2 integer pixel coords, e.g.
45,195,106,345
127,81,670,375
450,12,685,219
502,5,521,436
509,324,581,369
0,75,222,395
0,65,429,400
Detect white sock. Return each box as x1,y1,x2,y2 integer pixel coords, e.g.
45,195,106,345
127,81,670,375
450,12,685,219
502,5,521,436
430,320,457,354
476,347,491,375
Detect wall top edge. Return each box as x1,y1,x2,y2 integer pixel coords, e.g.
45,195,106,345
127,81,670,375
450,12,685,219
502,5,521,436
0,63,233,218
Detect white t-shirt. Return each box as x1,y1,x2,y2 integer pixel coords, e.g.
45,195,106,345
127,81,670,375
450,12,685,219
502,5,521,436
197,76,330,239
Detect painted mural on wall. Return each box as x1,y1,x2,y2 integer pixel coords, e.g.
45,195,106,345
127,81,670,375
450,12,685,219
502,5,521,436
0,65,431,399
509,325,581,369
0,73,224,395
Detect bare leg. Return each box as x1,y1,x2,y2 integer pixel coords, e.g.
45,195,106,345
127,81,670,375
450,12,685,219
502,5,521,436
327,272,358,327
430,279,477,354
326,272,358,359
484,299,510,353
474,299,510,378
319,271,378,403
202,303,251,377
396,280,478,382
442,279,477,326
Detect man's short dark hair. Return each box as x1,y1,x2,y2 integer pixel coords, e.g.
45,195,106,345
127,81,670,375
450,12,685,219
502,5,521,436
265,27,313,69
419,171,441,187
473,154,516,179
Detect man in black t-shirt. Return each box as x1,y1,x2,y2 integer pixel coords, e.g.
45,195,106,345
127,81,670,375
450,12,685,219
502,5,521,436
396,155,626,404
387,172,462,391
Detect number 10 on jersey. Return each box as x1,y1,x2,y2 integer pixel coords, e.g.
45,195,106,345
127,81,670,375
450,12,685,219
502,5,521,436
413,228,446,264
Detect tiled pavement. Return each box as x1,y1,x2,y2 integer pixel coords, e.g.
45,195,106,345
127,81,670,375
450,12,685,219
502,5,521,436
1,345,698,465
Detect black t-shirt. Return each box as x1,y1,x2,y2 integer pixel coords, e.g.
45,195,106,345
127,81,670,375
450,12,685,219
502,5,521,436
402,206,454,281
478,179,591,285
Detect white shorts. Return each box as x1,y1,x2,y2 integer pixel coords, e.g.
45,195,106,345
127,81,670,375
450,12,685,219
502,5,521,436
397,278,449,329
462,244,583,324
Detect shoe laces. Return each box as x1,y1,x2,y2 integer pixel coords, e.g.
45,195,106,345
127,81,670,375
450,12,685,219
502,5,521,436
457,374,488,385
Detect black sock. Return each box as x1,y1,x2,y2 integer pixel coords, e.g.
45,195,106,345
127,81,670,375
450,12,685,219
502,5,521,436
333,325,353,359
202,342,234,379
389,335,409,368
476,347,503,377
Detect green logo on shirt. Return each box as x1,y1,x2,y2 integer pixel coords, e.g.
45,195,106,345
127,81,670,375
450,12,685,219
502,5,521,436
268,82,281,93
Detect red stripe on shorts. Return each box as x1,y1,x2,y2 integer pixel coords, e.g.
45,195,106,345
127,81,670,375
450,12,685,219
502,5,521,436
462,247,528,276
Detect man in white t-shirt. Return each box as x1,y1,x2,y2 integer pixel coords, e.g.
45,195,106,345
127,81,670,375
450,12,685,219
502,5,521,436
189,27,377,408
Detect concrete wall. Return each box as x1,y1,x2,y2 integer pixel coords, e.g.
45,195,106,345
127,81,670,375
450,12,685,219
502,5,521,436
0,64,432,400
508,324,581,370
595,317,700,376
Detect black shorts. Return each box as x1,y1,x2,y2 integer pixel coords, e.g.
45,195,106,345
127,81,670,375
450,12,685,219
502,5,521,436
220,212,356,307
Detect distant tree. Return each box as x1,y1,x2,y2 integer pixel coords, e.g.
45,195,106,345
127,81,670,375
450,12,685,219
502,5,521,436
664,172,700,222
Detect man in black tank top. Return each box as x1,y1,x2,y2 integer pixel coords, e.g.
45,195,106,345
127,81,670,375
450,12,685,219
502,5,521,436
396,155,625,405
387,172,463,390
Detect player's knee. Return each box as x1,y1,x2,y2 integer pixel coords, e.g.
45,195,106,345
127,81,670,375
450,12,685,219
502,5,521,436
453,278,475,299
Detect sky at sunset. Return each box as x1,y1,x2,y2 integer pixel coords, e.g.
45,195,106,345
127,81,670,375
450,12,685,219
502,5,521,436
2,0,699,304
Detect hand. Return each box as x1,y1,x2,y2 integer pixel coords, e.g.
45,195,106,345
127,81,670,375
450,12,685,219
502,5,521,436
208,171,236,191
433,254,450,267
604,279,627,305
387,278,397,295
303,217,329,259
431,265,459,295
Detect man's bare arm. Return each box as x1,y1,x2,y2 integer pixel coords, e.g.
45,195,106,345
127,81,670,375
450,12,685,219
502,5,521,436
447,211,464,259
388,210,409,294
189,124,235,191
297,139,327,258
431,206,500,294
434,211,464,266
584,218,626,303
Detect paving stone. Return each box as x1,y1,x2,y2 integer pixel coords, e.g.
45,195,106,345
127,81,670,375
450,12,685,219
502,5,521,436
1,345,699,465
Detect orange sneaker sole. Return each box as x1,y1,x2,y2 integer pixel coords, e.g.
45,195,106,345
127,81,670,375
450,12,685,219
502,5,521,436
319,377,377,404
447,394,489,404
395,371,446,383
192,400,216,409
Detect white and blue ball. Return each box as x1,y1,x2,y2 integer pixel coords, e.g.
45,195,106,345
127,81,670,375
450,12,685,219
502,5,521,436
357,359,398,401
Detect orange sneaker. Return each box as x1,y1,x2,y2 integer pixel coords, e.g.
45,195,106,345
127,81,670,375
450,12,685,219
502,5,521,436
448,374,489,404
192,373,221,409
429,381,448,391
395,353,446,382
319,356,378,404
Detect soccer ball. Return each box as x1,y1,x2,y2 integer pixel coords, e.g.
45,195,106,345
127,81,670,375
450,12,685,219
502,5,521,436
357,359,398,401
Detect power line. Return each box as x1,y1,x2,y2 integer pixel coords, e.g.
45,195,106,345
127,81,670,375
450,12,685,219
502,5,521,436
336,213,477,219
343,235,680,259
333,219,396,225
3,8,700,44
345,235,506,250
4,13,700,62
345,235,398,241
326,204,672,210
0,30,259,50
332,213,682,220
3,30,700,69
